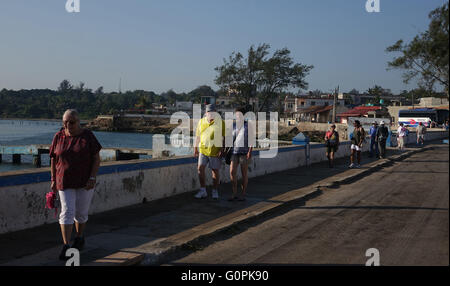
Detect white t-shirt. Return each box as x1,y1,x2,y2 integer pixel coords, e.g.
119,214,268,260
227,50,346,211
397,126,406,137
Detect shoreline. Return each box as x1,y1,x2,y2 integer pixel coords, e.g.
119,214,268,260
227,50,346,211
0,118,90,124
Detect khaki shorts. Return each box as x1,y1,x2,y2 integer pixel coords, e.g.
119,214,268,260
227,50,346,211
231,154,250,165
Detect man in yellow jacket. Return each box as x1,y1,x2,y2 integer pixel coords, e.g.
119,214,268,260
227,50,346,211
194,104,225,200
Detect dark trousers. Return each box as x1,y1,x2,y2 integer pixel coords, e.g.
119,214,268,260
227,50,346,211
369,138,379,157
378,139,387,158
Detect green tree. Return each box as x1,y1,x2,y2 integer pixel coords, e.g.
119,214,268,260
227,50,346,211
215,43,313,112
386,2,449,98
58,79,73,93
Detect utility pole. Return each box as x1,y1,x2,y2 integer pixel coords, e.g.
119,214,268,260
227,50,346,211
332,85,338,123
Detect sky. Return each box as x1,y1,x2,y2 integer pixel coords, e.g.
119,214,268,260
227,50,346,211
0,0,447,94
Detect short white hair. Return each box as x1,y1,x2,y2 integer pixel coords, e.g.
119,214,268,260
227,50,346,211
63,109,79,120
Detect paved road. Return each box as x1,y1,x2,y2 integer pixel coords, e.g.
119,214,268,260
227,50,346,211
169,145,449,266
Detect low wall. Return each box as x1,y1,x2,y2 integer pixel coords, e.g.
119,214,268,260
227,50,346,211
389,129,448,146
0,131,447,234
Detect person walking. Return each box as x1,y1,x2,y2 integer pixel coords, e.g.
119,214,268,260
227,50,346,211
49,109,102,261
416,122,426,146
349,120,365,168
324,124,339,168
229,107,254,201
376,121,389,158
368,122,379,158
397,123,407,151
194,104,225,200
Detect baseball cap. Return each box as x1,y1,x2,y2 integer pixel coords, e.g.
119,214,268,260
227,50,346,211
205,104,216,112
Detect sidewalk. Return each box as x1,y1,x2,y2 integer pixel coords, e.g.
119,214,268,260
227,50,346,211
0,143,435,266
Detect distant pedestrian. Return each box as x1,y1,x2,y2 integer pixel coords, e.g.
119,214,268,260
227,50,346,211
229,107,254,201
194,104,225,200
416,122,426,146
368,122,379,158
49,109,102,261
324,124,339,168
349,120,365,168
397,123,407,151
376,121,389,158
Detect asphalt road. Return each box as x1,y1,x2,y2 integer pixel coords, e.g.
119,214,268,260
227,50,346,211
169,144,449,266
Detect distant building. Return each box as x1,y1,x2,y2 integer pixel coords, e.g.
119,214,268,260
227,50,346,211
418,97,449,107
336,106,391,124
175,101,193,111
283,94,346,122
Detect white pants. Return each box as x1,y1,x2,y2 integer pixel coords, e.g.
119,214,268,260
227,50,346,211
58,188,95,225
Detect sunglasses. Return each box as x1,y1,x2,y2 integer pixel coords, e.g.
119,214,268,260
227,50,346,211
63,120,77,125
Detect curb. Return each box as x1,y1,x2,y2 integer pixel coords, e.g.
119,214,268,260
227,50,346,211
87,145,433,266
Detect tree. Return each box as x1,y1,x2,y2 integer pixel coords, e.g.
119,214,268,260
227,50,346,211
215,44,269,107
215,43,313,112
386,2,449,98
259,47,313,112
309,89,323,97
58,79,73,93
95,86,104,95
348,88,359,95
188,85,216,103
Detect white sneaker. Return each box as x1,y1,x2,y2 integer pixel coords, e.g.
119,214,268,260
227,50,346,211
195,189,207,199
349,163,356,168
212,189,219,200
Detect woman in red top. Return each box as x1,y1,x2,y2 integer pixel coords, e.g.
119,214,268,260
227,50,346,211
49,109,102,261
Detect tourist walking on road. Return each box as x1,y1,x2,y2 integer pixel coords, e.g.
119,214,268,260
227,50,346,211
416,122,426,146
369,122,379,158
229,107,254,201
194,104,225,200
376,121,389,158
397,123,407,151
324,124,339,168
349,120,365,168
50,109,102,261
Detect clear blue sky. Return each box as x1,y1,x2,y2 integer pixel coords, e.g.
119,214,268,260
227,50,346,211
0,0,446,94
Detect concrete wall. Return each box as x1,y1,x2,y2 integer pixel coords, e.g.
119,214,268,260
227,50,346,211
0,130,447,234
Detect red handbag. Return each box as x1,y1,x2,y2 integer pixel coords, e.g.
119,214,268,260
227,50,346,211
45,192,58,218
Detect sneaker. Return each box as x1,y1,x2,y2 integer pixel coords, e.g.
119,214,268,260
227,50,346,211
194,189,207,199
355,164,361,168
349,163,356,168
71,236,85,251
59,244,71,261
212,189,219,200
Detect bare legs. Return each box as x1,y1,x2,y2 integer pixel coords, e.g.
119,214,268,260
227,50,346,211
60,222,86,245
230,160,248,199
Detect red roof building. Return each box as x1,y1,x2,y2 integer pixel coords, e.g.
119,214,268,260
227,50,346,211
336,106,388,123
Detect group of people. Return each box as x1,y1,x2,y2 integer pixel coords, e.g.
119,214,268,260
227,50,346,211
49,105,435,261
193,104,254,202
323,120,392,169
49,105,254,261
